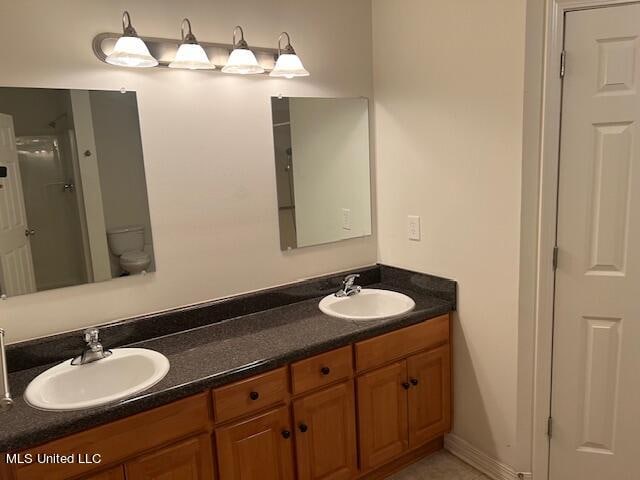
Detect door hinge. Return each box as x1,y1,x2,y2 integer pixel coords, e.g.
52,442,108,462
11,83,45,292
552,246,559,271
560,50,566,78
547,416,553,438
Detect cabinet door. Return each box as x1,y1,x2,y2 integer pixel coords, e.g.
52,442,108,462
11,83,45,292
82,466,125,480
216,406,295,480
356,361,409,470
407,345,451,447
125,434,214,480
293,380,357,480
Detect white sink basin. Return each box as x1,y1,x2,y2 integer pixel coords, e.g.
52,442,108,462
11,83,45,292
24,348,170,411
319,288,415,320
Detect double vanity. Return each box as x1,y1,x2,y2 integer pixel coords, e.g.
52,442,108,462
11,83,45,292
0,265,456,480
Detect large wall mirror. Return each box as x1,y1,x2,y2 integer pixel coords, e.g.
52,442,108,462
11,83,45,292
0,87,155,298
271,97,372,250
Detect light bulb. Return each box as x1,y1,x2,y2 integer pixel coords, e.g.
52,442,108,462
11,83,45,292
105,12,158,68
168,19,214,70
221,26,264,75
269,32,309,78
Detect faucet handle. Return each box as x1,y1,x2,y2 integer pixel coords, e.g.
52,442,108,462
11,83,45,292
343,273,360,286
84,328,100,345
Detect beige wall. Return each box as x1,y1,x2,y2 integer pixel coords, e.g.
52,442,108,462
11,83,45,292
372,0,527,470
0,0,377,343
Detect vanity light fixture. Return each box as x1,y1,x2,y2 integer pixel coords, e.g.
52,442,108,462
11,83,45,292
168,19,214,70
105,11,158,68
270,32,309,78
95,17,308,78
221,26,265,74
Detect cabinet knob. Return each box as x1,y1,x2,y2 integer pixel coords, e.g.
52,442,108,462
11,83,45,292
298,423,308,433
401,382,411,390
320,366,330,376
281,430,291,439
410,378,419,386
249,391,260,400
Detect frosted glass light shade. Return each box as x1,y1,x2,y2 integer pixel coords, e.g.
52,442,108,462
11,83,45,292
169,43,214,70
222,48,264,74
106,36,158,68
270,53,309,78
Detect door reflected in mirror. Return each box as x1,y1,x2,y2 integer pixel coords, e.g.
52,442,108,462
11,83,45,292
0,87,155,297
271,97,372,250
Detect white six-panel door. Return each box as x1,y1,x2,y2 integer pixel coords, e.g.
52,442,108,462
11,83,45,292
0,113,36,296
551,4,640,479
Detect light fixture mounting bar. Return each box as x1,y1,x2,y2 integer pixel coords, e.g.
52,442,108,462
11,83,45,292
93,32,278,74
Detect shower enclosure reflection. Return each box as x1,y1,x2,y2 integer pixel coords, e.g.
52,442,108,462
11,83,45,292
16,135,88,291
0,87,155,298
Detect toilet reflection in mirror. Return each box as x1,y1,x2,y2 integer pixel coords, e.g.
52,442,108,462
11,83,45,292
107,225,152,275
0,87,155,298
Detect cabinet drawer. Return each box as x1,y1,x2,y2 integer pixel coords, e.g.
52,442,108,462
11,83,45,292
355,314,449,371
213,367,288,423
290,346,353,395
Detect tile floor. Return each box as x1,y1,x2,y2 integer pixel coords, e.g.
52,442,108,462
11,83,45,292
390,451,490,480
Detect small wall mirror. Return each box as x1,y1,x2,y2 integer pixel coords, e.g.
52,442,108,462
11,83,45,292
271,97,372,250
0,87,155,297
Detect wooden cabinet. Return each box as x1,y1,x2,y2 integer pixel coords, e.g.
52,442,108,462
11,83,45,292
292,381,357,480
4,315,452,480
81,467,125,480
10,394,211,480
357,343,452,471
215,406,295,480
357,361,409,470
125,435,214,480
407,345,451,447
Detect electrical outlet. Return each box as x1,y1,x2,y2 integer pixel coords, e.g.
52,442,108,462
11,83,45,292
408,215,421,241
342,208,352,230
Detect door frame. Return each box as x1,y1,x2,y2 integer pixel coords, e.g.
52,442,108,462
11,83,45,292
532,1,640,478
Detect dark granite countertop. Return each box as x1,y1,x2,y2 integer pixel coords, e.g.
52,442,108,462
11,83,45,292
0,266,455,452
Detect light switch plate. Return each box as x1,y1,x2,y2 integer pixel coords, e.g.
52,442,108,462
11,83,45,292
342,208,352,230
408,215,421,241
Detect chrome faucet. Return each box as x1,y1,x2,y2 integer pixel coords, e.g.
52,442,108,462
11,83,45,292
71,328,112,366
0,328,13,412
335,274,362,297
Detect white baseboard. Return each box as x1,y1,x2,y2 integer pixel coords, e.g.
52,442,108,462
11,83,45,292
444,434,533,480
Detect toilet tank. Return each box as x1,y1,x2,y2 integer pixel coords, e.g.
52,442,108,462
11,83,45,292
107,225,145,256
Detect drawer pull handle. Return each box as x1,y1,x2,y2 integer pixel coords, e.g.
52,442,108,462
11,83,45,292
281,430,291,439
320,366,331,376
299,423,308,433
249,391,260,400
401,382,411,390
410,378,419,386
